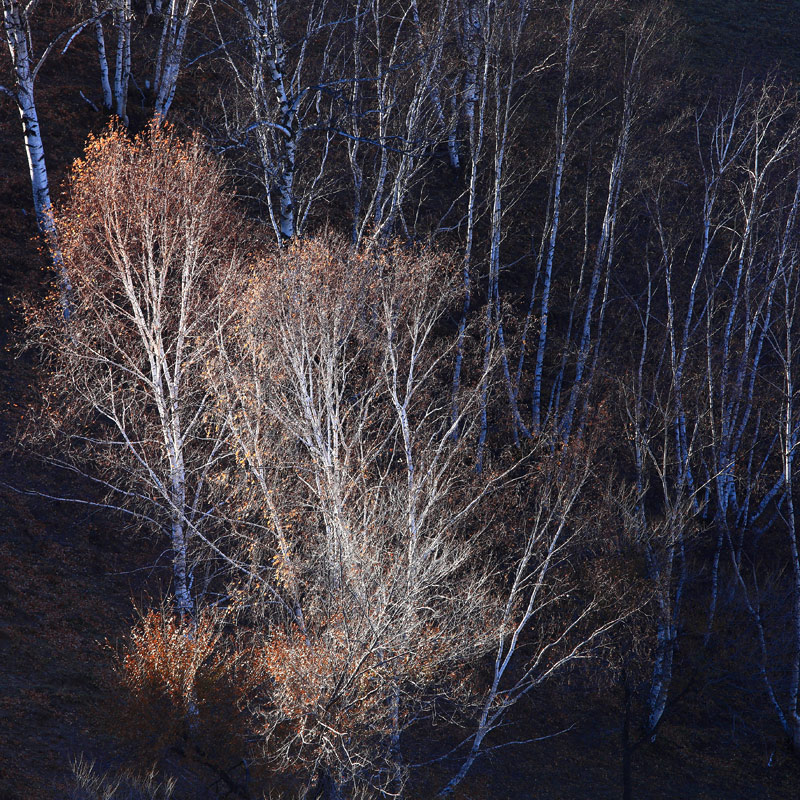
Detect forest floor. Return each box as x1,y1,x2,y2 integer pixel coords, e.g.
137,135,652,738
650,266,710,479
3,2,800,798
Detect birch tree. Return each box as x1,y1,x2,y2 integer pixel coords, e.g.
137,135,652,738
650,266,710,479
2,0,60,232
450,0,558,461
558,5,667,440
210,237,501,798
620,357,696,741
1,0,107,312
211,0,454,244
111,0,131,123
771,245,800,754
726,149,800,754
24,123,246,616
211,0,339,242
700,86,800,641
152,0,198,120
440,425,629,794
89,0,113,110
200,234,632,798
349,0,453,242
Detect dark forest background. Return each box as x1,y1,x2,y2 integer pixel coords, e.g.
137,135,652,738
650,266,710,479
5,1,800,798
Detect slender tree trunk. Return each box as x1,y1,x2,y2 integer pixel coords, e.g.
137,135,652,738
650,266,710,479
169,461,193,617
90,0,113,109
783,297,800,753
3,2,51,225
439,713,491,795
786,449,800,753
561,116,626,438
2,0,72,316
530,0,574,431
153,0,196,121
647,604,673,735
14,66,51,224
259,0,298,241
459,0,481,167
410,0,457,169
347,0,364,242
451,5,489,435
113,0,131,124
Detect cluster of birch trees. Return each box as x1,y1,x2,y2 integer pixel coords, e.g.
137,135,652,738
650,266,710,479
9,0,800,797
29,123,625,799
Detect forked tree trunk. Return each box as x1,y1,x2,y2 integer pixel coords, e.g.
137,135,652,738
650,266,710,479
113,0,131,124
239,0,299,242
153,0,196,121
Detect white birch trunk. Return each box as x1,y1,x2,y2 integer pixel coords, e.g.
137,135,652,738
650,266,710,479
781,269,800,752
2,0,72,316
529,0,575,431
3,1,51,225
90,0,112,110
410,0,458,169
785,396,800,752
347,0,364,241
440,450,604,794
255,0,298,241
169,463,193,617
451,0,489,432
153,0,196,121
459,0,481,167
470,13,492,471
488,2,530,443
113,0,131,124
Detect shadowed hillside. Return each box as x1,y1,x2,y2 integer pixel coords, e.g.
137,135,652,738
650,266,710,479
675,0,800,77
3,1,800,798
